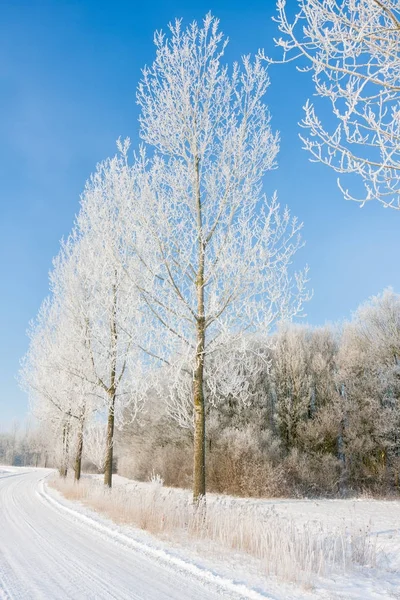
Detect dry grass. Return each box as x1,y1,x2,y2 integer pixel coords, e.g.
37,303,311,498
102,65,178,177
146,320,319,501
51,475,377,586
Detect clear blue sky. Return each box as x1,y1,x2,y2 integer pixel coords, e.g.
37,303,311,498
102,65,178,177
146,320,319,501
1,0,398,426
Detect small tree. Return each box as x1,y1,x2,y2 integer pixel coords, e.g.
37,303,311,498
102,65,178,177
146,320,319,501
73,148,147,487
20,293,94,479
129,14,309,501
269,0,400,209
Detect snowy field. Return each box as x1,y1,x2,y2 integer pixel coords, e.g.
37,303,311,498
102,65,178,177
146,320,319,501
1,467,399,600
51,472,400,600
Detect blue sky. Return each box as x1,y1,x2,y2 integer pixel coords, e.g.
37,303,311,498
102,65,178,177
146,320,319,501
0,0,398,426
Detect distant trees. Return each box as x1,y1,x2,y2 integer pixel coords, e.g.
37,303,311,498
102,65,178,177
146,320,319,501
270,0,400,209
337,289,400,489
271,325,338,452
0,421,20,466
0,420,53,468
117,289,400,497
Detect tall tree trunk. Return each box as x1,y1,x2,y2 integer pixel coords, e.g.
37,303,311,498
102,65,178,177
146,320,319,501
193,321,206,502
193,154,206,503
103,394,115,487
104,279,118,488
74,419,84,482
59,418,70,478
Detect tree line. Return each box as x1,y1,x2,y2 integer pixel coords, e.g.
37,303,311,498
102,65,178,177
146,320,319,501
11,288,400,497
18,2,400,500
117,289,400,497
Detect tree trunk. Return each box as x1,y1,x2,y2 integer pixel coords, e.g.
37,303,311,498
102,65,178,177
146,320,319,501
104,394,115,487
193,321,206,503
60,419,70,478
104,278,118,489
193,153,206,504
74,420,84,482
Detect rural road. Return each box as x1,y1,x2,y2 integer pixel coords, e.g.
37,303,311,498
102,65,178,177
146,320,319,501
0,468,240,600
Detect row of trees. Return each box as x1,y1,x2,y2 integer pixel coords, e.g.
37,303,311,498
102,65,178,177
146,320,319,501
0,421,50,468
15,287,399,497
0,419,112,475
19,0,400,499
20,15,308,501
117,289,400,496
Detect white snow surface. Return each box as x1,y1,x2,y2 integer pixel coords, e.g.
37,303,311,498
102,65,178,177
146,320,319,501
0,467,263,600
90,475,400,600
1,467,399,600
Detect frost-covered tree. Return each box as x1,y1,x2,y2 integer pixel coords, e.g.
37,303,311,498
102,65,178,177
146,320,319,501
20,286,95,479
0,421,20,466
50,241,101,480
271,325,339,451
337,289,400,487
128,14,309,501
353,288,400,366
61,149,147,487
269,0,400,209
271,326,313,450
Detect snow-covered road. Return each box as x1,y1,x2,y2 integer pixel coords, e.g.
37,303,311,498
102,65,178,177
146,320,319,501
0,468,239,600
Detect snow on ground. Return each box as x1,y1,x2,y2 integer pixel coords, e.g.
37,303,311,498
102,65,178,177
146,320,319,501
49,473,315,600
81,473,400,600
0,468,260,600
1,467,399,599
